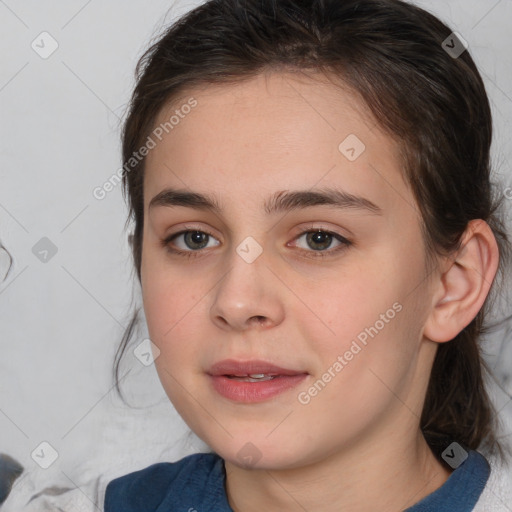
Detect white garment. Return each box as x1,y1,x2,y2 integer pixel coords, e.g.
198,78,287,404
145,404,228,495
473,450,512,511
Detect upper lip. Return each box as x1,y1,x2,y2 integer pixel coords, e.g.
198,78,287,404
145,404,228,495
208,359,307,376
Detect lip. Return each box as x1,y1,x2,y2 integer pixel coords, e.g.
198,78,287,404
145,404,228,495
207,359,308,403
207,359,305,376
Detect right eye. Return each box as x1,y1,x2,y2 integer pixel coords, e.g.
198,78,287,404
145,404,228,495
162,229,220,256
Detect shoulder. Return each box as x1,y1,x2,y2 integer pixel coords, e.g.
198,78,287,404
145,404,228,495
104,452,224,512
473,450,512,511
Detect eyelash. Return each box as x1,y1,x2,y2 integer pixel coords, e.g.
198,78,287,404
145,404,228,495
161,226,352,260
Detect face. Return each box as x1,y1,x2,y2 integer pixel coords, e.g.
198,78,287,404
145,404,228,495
140,71,439,470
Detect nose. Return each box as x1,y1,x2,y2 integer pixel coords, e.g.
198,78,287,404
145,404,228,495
209,247,285,332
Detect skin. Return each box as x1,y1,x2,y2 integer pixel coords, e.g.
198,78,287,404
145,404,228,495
140,70,498,511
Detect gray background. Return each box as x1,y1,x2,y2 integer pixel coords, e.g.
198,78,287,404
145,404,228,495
1,0,511,510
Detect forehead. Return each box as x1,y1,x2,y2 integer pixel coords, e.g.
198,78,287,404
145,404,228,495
143,71,411,217
150,71,375,145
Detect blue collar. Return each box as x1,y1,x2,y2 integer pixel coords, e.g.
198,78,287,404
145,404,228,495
105,449,490,511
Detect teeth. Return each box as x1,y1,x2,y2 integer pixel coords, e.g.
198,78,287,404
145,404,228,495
227,373,276,382
229,373,274,378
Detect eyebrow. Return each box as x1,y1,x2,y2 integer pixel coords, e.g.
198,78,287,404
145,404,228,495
148,187,383,216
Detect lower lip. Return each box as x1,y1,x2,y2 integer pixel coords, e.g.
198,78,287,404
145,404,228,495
209,374,308,403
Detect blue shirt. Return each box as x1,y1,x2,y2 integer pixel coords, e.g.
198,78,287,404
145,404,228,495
104,449,490,511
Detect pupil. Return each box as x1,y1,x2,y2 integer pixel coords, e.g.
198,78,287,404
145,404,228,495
185,231,209,249
307,231,332,251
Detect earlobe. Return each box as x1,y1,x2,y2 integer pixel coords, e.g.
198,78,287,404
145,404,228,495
423,219,499,343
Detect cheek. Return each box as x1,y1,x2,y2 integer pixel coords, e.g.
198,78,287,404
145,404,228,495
143,280,202,344
297,269,391,343
143,277,206,402
298,302,420,429
298,256,421,376
141,239,204,335
141,258,196,349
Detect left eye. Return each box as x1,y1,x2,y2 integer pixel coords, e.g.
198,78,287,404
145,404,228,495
293,230,349,252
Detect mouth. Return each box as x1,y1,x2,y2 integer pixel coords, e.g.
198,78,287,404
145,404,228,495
224,374,280,382
207,359,308,402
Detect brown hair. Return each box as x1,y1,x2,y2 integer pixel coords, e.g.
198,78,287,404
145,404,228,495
113,0,511,464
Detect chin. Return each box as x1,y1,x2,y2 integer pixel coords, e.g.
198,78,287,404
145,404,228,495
209,437,309,471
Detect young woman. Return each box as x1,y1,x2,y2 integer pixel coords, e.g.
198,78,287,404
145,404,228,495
104,0,512,510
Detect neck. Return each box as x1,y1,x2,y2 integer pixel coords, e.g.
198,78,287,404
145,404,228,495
224,430,453,512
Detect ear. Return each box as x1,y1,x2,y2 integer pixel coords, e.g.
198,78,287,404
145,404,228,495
423,219,499,343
